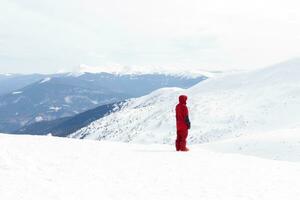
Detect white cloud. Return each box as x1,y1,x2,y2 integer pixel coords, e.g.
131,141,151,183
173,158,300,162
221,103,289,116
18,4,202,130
0,0,299,73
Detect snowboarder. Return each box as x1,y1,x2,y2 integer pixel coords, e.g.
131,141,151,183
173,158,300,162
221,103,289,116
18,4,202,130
175,95,191,151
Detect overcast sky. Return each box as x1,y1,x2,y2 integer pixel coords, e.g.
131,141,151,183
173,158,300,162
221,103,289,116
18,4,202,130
0,0,299,74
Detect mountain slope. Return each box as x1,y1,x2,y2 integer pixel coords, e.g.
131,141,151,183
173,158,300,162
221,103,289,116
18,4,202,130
16,102,121,137
71,59,300,144
0,74,48,95
202,128,300,162
1,133,300,200
0,73,206,133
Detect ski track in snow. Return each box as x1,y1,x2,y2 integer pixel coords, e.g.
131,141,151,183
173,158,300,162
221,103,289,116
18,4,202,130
1,133,300,200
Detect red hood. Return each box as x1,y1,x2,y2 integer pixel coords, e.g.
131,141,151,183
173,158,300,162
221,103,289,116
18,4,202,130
179,95,188,105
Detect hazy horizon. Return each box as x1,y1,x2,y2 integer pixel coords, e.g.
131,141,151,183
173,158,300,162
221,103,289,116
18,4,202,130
1,0,299,74
0,58,299,75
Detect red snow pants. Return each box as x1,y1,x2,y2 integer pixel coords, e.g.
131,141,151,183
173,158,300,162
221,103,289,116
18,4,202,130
176,129,188,151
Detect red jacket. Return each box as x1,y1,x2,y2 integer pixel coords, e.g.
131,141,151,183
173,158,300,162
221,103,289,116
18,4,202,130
176,95,190,131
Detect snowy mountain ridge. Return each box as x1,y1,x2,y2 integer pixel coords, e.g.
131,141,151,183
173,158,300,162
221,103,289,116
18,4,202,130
70,59,300,144
70,64,222,78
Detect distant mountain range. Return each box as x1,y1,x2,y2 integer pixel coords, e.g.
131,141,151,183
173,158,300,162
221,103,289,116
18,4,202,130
0,72,207,133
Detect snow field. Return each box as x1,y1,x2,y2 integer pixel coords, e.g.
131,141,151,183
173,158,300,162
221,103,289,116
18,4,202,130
1,133,300,200
202,128,300,162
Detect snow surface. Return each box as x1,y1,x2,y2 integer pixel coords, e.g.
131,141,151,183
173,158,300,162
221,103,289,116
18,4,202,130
64,96,73,104
49,106,62,112
1,133,300,200
39,77,51,84
12,91,23,95
71,59,300,144
202,128,300,162
35,116,43,122
90,100,98,105
13,96,25,104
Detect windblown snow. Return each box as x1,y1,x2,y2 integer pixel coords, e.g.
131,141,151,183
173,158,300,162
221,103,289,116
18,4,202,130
71,59,300,146
1,133,300,200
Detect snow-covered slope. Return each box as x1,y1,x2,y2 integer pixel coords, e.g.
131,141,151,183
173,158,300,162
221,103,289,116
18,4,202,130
202,128,300,162
71,59,300,144
1,133,300,200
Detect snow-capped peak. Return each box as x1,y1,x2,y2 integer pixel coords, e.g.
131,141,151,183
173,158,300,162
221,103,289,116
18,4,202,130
70,64,218,78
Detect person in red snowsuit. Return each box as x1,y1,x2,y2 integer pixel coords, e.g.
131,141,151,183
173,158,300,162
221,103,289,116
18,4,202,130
175,95,191,151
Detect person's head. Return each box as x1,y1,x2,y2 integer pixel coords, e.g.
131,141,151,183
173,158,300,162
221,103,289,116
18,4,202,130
179,95,188,105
